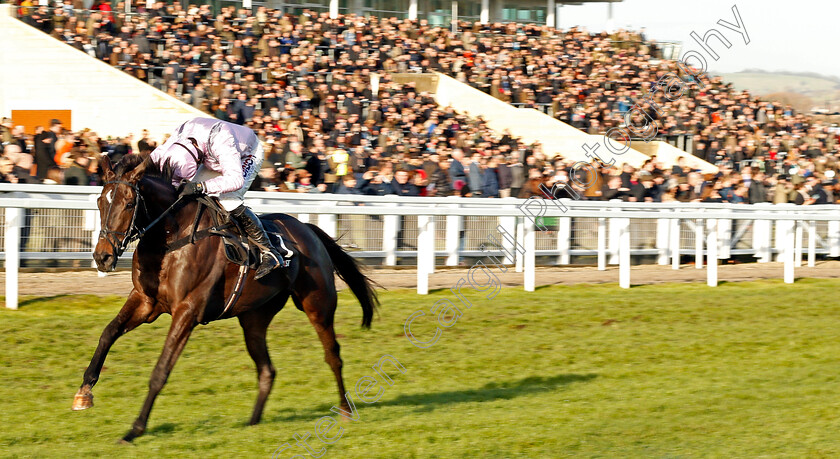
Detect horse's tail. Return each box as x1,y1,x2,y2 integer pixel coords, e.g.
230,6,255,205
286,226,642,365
306,223,379,329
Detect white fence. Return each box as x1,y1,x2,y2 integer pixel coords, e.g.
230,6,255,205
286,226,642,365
2,183,840,309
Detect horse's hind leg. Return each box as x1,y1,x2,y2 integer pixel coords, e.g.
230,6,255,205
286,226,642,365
121,308,198,443
238,294,287,425
73,290,157,411
292,291,351,412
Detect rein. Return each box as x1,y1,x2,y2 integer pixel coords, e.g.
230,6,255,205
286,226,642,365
174,138,205,165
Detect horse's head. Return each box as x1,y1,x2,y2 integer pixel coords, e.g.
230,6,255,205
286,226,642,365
93,155,150,272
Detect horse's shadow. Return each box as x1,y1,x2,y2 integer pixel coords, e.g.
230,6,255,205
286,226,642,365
266,373,597,422
138,373,598,438
376,373,597,413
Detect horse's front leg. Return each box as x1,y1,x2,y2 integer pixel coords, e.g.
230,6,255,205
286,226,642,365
121,307,198,443
73,290,157,411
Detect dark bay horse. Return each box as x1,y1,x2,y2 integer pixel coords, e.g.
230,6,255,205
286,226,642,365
72,154,378,443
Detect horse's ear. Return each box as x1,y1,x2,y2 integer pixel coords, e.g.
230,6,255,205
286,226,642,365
100,155,115,181
125,156,152,183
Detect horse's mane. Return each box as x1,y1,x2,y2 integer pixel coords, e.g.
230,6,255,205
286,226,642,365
114,154,175,189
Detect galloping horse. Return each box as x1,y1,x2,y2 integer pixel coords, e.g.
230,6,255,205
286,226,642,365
72,154,378,443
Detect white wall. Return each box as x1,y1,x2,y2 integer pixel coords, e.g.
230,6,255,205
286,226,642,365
0,5,211,142
432,71,652,166
430,72,718,172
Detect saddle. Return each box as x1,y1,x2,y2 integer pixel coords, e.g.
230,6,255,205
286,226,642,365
166,195,293,270
166,195,294,325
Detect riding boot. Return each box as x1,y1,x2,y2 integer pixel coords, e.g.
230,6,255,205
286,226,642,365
230,205,284,280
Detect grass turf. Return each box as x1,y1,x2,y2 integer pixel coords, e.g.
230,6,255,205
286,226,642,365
1,279,840,458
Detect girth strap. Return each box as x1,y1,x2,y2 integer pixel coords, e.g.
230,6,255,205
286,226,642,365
163,197,250,325
208,263,249,324
164,224,232,252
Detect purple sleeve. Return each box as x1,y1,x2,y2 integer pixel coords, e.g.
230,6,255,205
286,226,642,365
202,127,245,194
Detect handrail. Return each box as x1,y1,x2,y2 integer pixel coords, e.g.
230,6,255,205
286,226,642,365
0,192,838,221
2,183,840,212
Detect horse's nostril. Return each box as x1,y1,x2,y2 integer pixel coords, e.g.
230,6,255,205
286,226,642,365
93,252,114,269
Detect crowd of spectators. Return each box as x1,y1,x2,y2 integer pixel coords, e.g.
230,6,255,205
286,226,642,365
7,2,840,205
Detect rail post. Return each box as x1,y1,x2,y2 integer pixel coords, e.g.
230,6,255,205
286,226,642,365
416,215,435,294
695,210,704,269
515,217,524,273
808,220,816,267
498,213,516,267
608,200,621,265
706,218,718,287
383,202,399,266
774,204,795,262
794,219,803,267
783,217,796,284
524,218,535,292
670,209,681,269
619,216,630,289
445,199,462,266
656,209,670,265
829,218,840,257
597,208,607,271
319,201,337,238
4,206,24,310
753,203,772,262
717,209,731,260
557,216,571,265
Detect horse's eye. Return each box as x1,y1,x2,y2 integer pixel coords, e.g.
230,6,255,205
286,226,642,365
126,202,136,210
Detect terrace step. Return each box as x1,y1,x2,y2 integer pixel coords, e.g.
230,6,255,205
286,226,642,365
0,4,209,140
392,72,716,173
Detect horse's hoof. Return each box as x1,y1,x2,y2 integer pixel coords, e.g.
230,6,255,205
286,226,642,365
120,427,143,444
117,438,134,445
71,391,93,411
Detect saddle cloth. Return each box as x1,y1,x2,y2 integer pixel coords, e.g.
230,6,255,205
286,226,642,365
190,196,294,269
221,219,294,269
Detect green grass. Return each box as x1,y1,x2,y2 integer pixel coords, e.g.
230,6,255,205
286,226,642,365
2,280,840,457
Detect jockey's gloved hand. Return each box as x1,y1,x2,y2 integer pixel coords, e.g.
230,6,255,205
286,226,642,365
179,182,206,198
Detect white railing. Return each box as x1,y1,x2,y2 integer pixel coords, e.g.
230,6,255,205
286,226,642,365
2,183,840,309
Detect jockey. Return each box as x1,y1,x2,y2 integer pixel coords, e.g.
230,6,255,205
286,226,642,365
150,117,290,280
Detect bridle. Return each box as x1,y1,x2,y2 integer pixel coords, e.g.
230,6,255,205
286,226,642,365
98,138,203,262
99,180,148,259
98,179,184,260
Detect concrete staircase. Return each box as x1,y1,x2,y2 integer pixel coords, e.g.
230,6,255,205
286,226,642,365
0,5,210,140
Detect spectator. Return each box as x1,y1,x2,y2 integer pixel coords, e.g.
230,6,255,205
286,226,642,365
389,168,419,196
482,156,500,198
4,144,37,184
63,150,92,185
0,118,13,146
496,156,512,198
0,157,18,183
34,120,60,180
